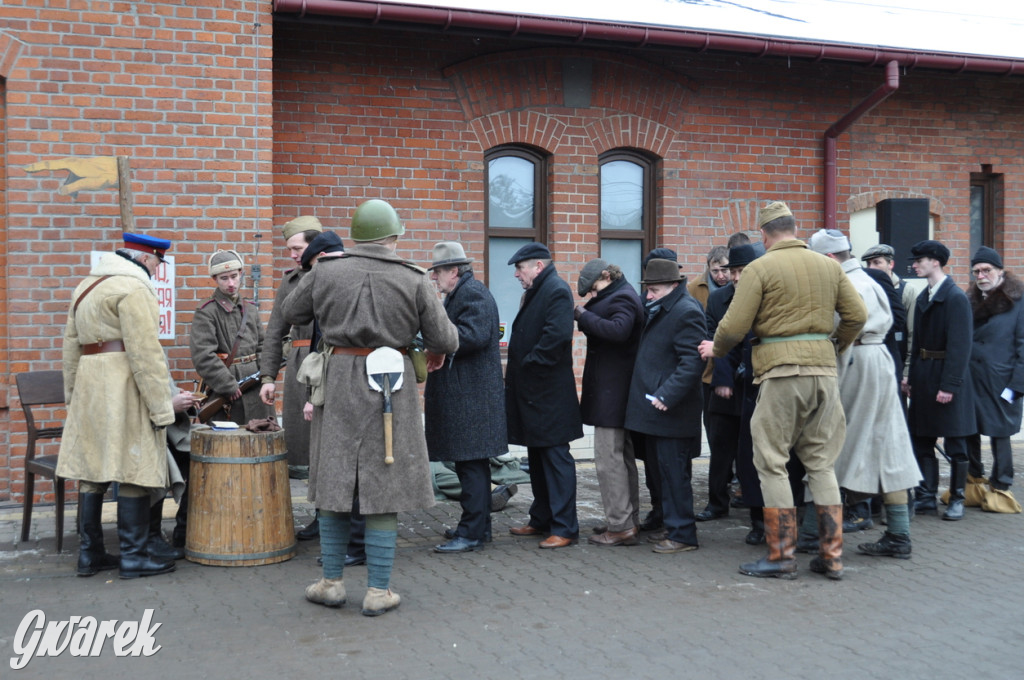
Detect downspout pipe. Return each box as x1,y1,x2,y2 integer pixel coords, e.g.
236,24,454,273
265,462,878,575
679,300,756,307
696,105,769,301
273,0,1024,76
823,60,899,232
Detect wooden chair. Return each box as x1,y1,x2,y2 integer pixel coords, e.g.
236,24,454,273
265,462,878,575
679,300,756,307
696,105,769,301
16,370,71,553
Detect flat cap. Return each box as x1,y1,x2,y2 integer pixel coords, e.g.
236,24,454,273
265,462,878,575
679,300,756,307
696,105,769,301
577,258,608,296
908,240,950,267
971,246,1003,270
507,242,551,265
123,232,171,260
428,241,473,271
861,243,896,262
281,215,323,241
209,249,244,276
758,201,792,228
727,244,760,269
808,228,852,256
300,231,345,270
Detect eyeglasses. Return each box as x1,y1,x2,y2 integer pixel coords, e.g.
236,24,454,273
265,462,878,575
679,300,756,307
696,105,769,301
972,266,997,277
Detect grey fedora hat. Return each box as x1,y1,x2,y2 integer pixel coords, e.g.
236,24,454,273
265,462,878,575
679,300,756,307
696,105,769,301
427,241,474,271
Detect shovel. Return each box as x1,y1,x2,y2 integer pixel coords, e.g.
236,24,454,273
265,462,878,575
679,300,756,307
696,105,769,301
366,347,405,465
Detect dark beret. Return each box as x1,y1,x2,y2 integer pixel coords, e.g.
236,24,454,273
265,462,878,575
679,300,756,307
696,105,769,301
507,242,551,265
908,240,949,267
643,247,678,269
301,231,345,270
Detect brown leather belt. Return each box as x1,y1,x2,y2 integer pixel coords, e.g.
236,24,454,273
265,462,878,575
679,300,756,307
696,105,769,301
291,339,312,348
920,349,946,360
81,340,126,355
216,352,258,365
331,346,407,356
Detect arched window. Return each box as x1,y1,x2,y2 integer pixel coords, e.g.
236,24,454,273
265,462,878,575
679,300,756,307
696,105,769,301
485,145,549,346
599,150,655,289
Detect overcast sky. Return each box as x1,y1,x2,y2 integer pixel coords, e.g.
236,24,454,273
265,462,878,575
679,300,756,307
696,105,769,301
383,0,1024,59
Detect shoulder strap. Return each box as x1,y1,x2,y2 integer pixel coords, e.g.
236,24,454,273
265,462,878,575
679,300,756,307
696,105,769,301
223,300,250,367
72,275,112,315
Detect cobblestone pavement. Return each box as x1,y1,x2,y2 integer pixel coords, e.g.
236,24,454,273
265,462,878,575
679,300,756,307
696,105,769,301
2,447,1023,679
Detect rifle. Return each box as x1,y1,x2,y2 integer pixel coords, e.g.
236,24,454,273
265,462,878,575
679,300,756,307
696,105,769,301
196,372,261,424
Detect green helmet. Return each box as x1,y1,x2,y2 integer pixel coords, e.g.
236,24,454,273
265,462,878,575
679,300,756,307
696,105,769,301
350,199,405,242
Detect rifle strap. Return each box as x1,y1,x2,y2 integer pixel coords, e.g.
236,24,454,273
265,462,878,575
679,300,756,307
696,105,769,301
72,276,112,315
222,300,250,367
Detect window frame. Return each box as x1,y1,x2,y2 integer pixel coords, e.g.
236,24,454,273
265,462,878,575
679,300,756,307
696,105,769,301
598,149,656,263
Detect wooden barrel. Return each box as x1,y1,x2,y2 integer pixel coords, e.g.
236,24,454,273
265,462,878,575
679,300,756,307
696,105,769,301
186,428,297,566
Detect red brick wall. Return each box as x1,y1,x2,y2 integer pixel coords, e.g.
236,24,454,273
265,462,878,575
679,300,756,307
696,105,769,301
0,1,275,503
272,25,1024,277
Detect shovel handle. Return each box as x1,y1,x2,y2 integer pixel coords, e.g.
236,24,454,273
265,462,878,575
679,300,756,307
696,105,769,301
383,412,394,465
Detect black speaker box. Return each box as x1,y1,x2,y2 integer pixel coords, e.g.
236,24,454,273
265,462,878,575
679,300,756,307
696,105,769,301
876,198,929,279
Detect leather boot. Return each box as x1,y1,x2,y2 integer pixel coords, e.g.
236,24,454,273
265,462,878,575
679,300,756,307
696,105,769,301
118,495,176,579
809,505,844,580
76,492,118,577
739,507,798,579
842,499,874,532
172,491,188,548
745,507,765,545
943,460,968,521
297,511,320,540
857,531,911,559
148,498,185,560
914,457,939,515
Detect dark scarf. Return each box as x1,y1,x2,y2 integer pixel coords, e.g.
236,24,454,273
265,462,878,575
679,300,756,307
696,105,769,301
968,271,1023,325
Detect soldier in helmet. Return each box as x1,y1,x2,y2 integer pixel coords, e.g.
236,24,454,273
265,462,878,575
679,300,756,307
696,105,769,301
283,199,458,617
190,249,273,425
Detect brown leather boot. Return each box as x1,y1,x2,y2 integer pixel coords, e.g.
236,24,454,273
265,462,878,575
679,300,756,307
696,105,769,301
739,507,798,579
809,504,844,580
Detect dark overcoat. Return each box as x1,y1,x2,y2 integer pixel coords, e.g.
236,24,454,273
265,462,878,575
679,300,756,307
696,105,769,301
624,283,707,440
259,267,316,466
705,283,742,416
577,277,643,428
907,276,976,437
282,244,459,515
505,265,584,447
190,288,273,425
425,272,508,462
968,272,1024,437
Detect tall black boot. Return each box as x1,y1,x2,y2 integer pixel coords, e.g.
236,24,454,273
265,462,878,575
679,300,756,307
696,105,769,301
914,458,939,515
172,492,188,548
943,460,969,521
745,506,765,545
77,492,118,577
118,495,176,579
148,498,185,560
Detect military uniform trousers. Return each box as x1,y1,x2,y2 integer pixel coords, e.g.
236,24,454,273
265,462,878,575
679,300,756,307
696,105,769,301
751,374,844,507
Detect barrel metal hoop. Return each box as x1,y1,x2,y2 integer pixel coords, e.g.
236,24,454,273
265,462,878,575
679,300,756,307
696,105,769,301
186,545,296,562
189,452,288,464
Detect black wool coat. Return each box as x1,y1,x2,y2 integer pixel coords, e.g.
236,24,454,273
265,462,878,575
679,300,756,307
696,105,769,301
425,273,508,462
907,276,976,438
968,272,1024,437
505,265,584,447
577,277,644,428
705,283,742,416
863,266,907,380
624,283,707,440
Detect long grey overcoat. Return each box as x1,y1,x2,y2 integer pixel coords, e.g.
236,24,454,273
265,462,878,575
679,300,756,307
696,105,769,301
56,252,174,487
624,283,706,440
190,288,273,425
505,265,583,448
424,272,507,462
968,272,1024,437
834,260,920,493
282,244,458,515
907,276,976,438
259,267,316,466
